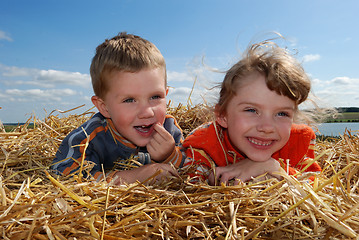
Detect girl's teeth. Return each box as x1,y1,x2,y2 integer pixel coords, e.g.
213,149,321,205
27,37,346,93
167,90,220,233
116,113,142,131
248,138,271,146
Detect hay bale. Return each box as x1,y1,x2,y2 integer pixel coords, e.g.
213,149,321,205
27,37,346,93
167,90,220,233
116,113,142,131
0,105,358,239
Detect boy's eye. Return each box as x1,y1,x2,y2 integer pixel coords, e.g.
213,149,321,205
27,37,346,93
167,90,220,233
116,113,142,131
151,95,161,100
123,98,135,103
244,108,257,113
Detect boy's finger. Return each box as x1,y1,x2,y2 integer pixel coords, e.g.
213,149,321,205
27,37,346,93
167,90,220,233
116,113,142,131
158,164,179,177
147,134,166,150
153,123,171,139
149,133,163,146
168,168,179,177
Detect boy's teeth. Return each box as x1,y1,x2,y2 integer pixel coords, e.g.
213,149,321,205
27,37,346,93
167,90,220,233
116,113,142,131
135,125,151,133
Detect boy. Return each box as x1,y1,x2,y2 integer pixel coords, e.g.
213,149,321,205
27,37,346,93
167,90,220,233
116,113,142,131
52,32,185,185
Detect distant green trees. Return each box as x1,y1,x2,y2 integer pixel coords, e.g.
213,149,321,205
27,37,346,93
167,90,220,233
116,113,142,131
336,107,359,113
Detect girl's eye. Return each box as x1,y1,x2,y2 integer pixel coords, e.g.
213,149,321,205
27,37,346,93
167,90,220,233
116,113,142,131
123,98,135,103
277,111,290,117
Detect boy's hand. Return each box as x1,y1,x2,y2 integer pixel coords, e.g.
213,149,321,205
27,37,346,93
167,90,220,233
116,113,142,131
208,158,282,185
112,163,179,185
146,123,175,162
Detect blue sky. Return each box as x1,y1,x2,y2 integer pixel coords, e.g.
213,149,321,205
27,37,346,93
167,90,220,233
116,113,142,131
1,0,358,123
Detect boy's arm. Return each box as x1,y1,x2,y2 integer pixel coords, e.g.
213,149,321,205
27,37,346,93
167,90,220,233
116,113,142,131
52,136,105,180
51,121,109,181
111,163,179,185
146,123,176,161
146,115,186,168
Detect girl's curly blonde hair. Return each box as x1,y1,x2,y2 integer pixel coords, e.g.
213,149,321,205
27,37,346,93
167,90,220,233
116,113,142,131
216,41,311,119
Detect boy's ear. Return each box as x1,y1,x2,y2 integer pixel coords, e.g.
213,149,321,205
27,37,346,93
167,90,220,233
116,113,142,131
91,96,111,118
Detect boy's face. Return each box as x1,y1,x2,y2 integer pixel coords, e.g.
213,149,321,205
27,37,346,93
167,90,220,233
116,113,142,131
93,68,168,147
217,72,295,162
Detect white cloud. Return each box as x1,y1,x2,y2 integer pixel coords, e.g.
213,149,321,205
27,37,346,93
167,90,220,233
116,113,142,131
37,69,90,87
3,88,77,102
167,85,218,107
287,36,298,47
314,76,359,90
329,76,355,85
2,60,356,123
0,86,92,122
0,65,37,77
302,54,320,63
167,71,193,82
0,64,91,88
312,76,359,108
0,30,12,42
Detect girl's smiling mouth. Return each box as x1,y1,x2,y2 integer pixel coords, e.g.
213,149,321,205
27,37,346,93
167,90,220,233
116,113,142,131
247,137,274,147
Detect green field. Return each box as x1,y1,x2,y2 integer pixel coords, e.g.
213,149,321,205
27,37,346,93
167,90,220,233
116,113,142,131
4,125,15,132
327,112,359,122
3,123,35,132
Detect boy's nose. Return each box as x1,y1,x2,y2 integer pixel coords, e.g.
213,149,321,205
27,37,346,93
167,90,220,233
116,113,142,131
138,103,155,118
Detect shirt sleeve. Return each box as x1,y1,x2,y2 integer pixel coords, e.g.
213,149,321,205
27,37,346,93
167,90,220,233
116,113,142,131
276,125,321,176
162,115,186,168
293,129,321,173
51,124,106,180
51,113,121,182
183,147,213,181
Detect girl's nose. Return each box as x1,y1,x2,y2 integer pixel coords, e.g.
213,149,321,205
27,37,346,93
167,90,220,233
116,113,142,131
256,115,275,133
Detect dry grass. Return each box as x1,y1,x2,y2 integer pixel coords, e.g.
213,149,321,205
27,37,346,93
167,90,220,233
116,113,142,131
0,104,358,239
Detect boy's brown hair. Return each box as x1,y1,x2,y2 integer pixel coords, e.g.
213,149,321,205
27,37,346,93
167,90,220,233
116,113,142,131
216,41,311,117
90,32,166,99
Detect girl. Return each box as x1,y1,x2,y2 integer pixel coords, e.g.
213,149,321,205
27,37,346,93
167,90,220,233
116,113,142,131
183,41,321,185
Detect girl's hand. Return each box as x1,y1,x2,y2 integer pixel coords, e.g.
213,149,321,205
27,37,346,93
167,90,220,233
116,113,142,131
112,163,179,185
146,123,175,162
208,158,282,185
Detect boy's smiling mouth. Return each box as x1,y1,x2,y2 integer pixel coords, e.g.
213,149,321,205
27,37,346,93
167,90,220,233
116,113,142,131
134,124,154,133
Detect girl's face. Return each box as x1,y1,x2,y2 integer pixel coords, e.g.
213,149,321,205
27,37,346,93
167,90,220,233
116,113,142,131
217,72,296,162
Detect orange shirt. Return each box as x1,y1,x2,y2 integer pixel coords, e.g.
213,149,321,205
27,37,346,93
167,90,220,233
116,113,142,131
183,122,321,179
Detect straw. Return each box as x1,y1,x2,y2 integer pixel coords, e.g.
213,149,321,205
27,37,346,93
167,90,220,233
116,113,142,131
0,105,358,239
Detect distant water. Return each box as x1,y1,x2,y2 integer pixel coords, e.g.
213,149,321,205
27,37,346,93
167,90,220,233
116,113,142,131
316,122,359,137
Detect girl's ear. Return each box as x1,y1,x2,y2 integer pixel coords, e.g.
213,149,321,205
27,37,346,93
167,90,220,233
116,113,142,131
215,105,228,128
91,96,111,118
216,113,228,128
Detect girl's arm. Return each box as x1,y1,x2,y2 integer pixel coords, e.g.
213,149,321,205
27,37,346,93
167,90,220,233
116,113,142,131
183,148,213,181
208,158,283,185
